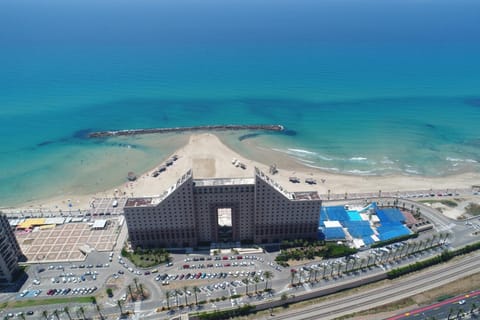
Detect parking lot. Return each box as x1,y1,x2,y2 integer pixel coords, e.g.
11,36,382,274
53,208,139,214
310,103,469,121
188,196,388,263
16,219,120,262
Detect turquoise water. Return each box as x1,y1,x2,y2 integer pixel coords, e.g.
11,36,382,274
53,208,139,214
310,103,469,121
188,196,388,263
1,0,480,206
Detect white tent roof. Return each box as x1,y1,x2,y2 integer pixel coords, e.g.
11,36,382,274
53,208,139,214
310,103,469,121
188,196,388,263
44,217,65,225
92,219,107,229
323,220,342,228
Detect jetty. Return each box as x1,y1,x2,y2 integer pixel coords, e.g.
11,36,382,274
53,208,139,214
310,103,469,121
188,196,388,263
88,124,284,138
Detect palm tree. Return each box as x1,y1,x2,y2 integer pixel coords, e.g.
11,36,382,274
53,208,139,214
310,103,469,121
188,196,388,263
183,286,189,306
336,262,342,276
133,277,139,292
430,234,437,248
471,302,477,315
64,306,72,320
193,286,200,305
330,263,335,277
443,232,450,244
264,271,273,289
117,300,124,315
42,311,48,320
19,314,26,320
128,285,134,301
312,267,318,282
352,257,359,270
175,290,180,308
253,275,260,293
366,254,374,267
78,306,86,320
290,269,297,286
95,303,104,320
139,283,145,300
165,290,171,309
360,258,367,269
242,278,250,295
53,310,60,320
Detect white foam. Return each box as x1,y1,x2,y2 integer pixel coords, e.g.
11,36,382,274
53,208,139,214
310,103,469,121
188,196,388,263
296,158,315,164
274,147,333,161
381,157,394,164
346,169,375,175
301,163,340,172
287,148,317,155
349,157,368,161
405,169,420,175
446,157,478,163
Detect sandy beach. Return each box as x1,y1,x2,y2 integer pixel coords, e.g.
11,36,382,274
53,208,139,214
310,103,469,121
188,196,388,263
6,133,480,214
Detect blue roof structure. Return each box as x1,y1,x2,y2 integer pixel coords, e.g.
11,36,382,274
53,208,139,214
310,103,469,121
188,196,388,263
343,221,374,238
320,203,412,245
320,206,350,222
377,224,411,241
323,227,346,240
376,208,405,224
375,208,410,241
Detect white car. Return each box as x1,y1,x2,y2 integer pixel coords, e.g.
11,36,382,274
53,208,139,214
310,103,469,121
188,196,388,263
459,299,466,305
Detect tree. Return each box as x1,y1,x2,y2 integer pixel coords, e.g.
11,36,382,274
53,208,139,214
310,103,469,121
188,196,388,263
128,285,134,301
193,286,200,305
430,234,437,248
139,283,145,300
290,269,297,286
64,306,72,320
471,302,477,315
253,275,260,293
242,278,250,295
183,286,189,306
42,311,48,320
165,290,171,309
263,270,273,289
95,303,104,320
175,290,180,308
133,277,139,292
336,262,342,276
78,306,86,320
117,300,124,315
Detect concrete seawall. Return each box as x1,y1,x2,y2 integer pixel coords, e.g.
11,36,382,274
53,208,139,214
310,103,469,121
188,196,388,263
88,124,284,138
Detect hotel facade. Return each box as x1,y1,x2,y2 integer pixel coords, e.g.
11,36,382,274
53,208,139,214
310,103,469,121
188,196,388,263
0,214,23,283
124,168,322,248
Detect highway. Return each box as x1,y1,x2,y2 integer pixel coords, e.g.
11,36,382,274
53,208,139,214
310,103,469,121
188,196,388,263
271,253,480,320
388,289,480,320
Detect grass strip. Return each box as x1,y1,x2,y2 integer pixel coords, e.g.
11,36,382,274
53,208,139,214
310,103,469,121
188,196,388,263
3,296,94,309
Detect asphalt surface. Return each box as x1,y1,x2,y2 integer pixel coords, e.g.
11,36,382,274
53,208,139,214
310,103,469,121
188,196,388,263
270,253,480,320
388,289,480,320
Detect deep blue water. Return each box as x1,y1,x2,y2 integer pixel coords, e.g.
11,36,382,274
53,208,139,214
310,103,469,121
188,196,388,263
1,0,480,206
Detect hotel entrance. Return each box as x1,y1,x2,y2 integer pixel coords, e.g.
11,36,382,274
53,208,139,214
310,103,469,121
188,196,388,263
217,208,233,242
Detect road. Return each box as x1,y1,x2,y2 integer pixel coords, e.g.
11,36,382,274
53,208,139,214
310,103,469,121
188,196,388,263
270,252,480,320
388,289,480,320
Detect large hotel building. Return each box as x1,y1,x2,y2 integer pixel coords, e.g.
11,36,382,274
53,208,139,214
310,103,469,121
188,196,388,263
124,168,322,248
0,214,23,283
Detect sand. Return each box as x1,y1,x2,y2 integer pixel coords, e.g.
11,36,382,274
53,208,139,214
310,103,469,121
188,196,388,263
6,133,480,213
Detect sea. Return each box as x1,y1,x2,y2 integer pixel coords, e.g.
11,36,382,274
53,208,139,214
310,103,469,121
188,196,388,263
1,0,480,207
